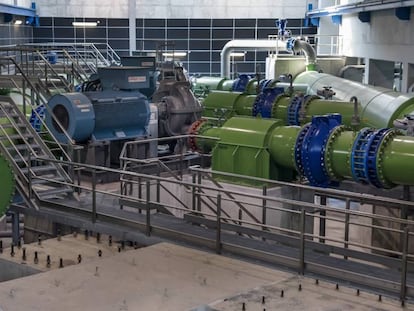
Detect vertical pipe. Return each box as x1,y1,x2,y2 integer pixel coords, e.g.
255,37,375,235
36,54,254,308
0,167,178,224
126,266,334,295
146,180,151,236
216,194,222,254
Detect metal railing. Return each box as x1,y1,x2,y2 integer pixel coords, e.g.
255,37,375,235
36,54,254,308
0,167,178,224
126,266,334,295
24,42,121,69
22,150,414,303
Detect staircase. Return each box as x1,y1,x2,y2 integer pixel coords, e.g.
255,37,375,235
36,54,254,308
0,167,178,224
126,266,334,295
0,96,74,204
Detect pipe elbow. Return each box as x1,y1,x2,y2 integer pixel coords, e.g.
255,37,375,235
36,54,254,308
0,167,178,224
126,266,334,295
293,39,316,66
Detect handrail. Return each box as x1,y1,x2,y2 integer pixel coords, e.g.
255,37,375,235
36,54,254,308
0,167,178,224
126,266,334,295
23,153,414,300
0,59,75,161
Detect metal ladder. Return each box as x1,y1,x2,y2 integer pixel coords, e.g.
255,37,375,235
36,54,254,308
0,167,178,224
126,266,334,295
0,96,74,203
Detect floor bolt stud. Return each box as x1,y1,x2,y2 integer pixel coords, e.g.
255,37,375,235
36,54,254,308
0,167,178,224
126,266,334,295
34,251,38,264
59,258,63,268
22,247,26,261
46,255,51,268
77,254,82,264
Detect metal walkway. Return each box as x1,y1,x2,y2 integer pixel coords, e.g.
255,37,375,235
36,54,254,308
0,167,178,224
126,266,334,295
4,145,414,304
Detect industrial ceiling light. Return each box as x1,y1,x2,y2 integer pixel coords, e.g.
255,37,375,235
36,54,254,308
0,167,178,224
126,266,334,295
14,19,23,25
162,52,187,57
229,52,246,58
72,21,98,27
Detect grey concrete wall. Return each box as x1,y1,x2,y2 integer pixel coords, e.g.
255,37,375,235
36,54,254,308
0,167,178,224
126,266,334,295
34,0,308,19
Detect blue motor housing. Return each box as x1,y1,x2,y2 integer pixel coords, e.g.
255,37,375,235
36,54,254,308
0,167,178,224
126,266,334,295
45,91,150,144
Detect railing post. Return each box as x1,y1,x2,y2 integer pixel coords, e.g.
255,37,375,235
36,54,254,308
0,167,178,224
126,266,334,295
216,193,222,254
197,172,202,212
146,180,151,236
299,208,306,275
92,168,97,223
192,173,196,211
10,211,20,246
28,152,33,200
319,195,326,243
262,185,267,233
400,227,409,304
344,198,350,259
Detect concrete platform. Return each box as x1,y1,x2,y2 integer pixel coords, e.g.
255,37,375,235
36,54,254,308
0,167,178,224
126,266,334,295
0,242,409,311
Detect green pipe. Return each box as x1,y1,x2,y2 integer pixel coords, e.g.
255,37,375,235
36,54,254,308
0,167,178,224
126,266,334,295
0,153,14,217
203,90,362,128
192,116,414,188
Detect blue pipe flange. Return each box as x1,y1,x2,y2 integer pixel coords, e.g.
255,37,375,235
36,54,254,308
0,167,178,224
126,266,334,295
287,95,304,125
231,74,251,92
252,87,285,118
350,128,397,188
350,128,374,184
294,114,342,187
29,104,46,132
259,79,277,92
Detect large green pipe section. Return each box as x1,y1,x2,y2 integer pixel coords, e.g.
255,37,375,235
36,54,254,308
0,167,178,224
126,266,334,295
191,115,414,188
294,71,414,128
202,89,361,127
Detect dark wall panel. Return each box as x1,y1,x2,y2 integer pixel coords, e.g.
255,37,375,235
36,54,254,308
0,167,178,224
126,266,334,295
31,17,318,76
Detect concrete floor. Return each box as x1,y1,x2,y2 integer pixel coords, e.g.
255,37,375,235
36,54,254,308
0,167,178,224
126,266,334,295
0,241,410,311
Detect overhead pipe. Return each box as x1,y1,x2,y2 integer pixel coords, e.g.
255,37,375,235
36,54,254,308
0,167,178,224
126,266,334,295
220,39,318,78
220,40,289,78
292,39,317,71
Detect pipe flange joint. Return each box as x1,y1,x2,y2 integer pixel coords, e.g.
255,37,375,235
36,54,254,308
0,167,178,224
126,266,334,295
350,127,397,188
374,128,400,189
188,118,209,152
294,114,342,187
231,74,251,92
287,95,304,125
252,87,284,118
324,125,347,181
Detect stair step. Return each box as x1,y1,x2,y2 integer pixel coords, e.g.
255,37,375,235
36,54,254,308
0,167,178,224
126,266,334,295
21,165,58,175
37,187,73,200
6,144,41,152
31,175,66,185
0,123,27,129
0,133,34,141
